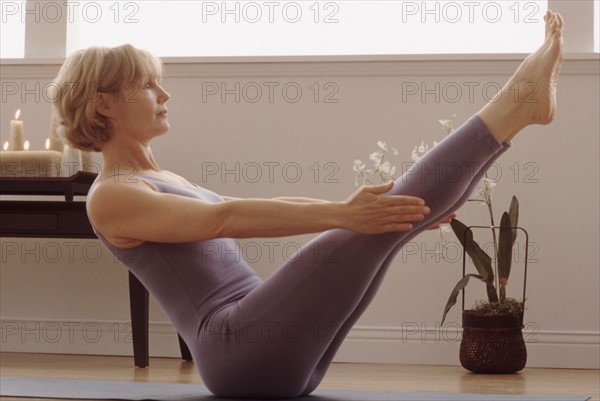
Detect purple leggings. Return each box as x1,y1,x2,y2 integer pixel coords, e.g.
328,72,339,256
193,115,508,398
94,115,507,398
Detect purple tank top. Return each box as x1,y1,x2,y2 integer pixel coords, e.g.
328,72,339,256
90,176,262,344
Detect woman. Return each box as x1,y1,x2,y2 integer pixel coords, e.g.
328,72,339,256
52,11,563,398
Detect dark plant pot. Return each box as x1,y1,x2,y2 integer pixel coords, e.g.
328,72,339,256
460,310,527,374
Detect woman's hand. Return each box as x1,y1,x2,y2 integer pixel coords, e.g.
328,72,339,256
342,182,430,234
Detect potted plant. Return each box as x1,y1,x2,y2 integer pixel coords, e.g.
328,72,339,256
441,195,528,374
435,117,528,374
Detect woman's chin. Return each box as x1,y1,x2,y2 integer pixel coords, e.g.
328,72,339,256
157,123,170,136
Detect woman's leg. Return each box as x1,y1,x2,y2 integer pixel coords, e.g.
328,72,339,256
197,11,563,398
198,115,505,398
299,142,510,396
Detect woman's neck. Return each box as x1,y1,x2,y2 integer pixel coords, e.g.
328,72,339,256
100,137,161,176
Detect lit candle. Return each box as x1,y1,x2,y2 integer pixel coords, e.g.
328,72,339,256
48,113,64,152
3,142,8,151
0,142,62,177
61,144,82,177
10,109,25,151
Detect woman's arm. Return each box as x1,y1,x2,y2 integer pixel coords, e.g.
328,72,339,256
223,196,452,228
88,180,430,244
222,196,326,203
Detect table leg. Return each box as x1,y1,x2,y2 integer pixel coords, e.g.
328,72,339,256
178,334,193,361
128,271,149,368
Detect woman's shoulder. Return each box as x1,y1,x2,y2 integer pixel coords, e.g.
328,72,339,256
87,173,158,248
91,172,158,196
87,172,158,224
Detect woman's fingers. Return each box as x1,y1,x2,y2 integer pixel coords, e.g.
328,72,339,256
388,205,430,219
364,181,394,194
380,194,426,206
347,185,425,207
362,205,430,233
371,191,426,208
345,183,434,233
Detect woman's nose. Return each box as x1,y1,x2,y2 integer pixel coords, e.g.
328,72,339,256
158,86,171,102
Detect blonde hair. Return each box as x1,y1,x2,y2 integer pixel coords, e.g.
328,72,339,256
51,44,163,151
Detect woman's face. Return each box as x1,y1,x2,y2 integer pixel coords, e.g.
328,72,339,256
104,77,171,143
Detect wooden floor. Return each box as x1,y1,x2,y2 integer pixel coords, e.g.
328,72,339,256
1,353,598,400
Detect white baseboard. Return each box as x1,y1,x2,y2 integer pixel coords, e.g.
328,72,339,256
1,318,598,369
337,325,600,369
0,318,181,358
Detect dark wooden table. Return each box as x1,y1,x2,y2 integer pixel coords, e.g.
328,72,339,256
0,172,192,367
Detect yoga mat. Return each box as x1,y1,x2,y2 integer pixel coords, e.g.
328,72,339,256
0,377,591,401
0,377,589,401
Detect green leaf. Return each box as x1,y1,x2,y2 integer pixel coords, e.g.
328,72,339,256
508,196,519,243
450,219,494,280
497,212,513,288
441,274,485,325
497,197,519,301
487,283,500,302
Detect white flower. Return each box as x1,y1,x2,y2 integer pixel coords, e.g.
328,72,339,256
439,119,452,130
439,114,457,135
379,161,396,176
353,159,366,173
354,140,399,186
478,176,497,204
440,223,452,234
369,151,383,166
439,223,454,262
411,148,421,163
411,140,431,163
482,177,496,192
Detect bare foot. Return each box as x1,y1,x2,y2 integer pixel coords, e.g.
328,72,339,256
478,10,564,142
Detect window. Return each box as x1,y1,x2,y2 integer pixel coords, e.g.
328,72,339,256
0,0,25,58
68,0,548,56
1,0,597,59
594,1,600,53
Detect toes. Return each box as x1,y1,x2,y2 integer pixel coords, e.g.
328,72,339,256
544,10,559,43
549,13,558,33
556,12,564,31
551,14,564,50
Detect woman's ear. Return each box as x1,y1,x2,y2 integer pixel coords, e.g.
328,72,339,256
95,92,114,118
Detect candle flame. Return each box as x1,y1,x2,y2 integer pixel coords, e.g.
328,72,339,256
24,140,30,150
14,109,21,120
46,138,50,150
3,141,8,151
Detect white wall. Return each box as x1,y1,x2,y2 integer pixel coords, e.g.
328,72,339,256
1,55,598,369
